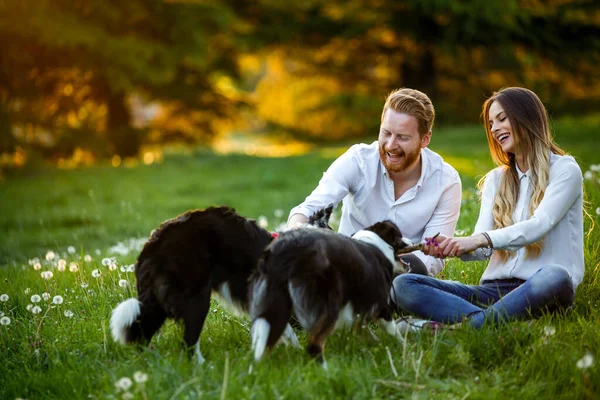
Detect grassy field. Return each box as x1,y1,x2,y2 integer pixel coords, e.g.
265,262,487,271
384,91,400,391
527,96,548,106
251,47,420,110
1,117,599,399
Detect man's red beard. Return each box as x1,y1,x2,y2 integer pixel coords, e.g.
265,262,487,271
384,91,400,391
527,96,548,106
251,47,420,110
379,145,420,173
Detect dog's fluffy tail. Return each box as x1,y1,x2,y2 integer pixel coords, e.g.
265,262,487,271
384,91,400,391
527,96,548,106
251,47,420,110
250,275,292,361
110,298,142,345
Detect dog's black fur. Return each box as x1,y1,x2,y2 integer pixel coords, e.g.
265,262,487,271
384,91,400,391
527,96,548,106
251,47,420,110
110,205,333,363
249,220,408,364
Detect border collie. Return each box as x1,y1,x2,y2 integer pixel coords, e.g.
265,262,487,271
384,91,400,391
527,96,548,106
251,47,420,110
110,206,332,364
249,220,408,366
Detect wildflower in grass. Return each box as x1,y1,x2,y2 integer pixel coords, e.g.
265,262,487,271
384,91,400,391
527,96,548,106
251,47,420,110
0,311,3,317
543,325,556,336
64,310,74,318
584,171,593,180
92,269,101,278
42,292,51,301
31,294,41,303
33,262,42,271
102,258,111,266
577,353,594,369
80,282,89,288
109,262,118,271
257,215,269,228
26,304,33,311
41,271,53,280
591,164,600,172
115,377,133,391
31,306,42,314
0,316,10,325
95,249,101,255
68,246,76,254
596,207,600,216
118,279,128,288
84,254,92,262
0,294,8,302
120,266,127,272
53,295,64,305
122,392,134,400
133,371,148,384
274,209,284,218
45,251,56,261
29,257,40,265
69,262,79,272
24,288,31,294
127,264,135,273
57,259,66,272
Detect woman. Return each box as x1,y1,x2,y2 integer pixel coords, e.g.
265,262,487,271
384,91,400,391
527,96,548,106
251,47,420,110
391,87,584,329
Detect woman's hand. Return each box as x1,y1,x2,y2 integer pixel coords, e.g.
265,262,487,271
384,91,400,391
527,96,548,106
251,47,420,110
423,234,489,258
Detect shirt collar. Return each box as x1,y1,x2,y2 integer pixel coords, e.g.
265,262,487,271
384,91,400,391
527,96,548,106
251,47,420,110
516,163,529,180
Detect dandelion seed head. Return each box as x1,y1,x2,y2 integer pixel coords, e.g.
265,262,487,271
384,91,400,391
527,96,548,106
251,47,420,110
67,246,76,254
31,305,42,314
31,294,41,303
24,288,31,294
57,263,66,272
118,279,128,288
577,353,594,369
29,257,40,265
84,254,92,262
92,269,101,278
58,259,67,268
120,266,127,272
584,171,593,180
590,164,600,172
274,209,284,218
80,282,89,288
257,215,269,229
45,251,56,261
115,377,133,391
127,264,135,272
42,292,51,301
41,271,54,280
122,392,134,400
0,294,8,302
53,295,64,305
64,310,74,318
69,262,79,272
101,258,111,266
109,263,117,271
596,207,600,216
33,262,42,271
0,316,10,326
0,311,4,317
543,325,556,336
26,304,33,311
133,371,148,383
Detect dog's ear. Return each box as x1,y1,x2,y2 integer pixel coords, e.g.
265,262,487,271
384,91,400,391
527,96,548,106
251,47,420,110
366,220,406,252
307,204,334,230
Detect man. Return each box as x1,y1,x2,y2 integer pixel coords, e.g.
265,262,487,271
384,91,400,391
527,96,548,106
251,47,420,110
288,88,461,276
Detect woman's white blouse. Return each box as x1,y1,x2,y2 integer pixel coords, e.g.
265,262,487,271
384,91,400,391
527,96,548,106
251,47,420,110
475,153,584,288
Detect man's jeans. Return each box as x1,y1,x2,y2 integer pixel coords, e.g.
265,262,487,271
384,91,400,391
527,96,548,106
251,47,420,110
391,265,575,328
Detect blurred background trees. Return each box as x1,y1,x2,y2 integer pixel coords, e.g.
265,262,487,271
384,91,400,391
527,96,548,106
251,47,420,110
1,0,598,162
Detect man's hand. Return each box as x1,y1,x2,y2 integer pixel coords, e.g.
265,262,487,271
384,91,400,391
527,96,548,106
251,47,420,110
423,234,489,258
287,213,308,230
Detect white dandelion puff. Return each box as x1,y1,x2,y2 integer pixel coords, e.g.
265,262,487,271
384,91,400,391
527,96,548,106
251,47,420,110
57,260,66,272
42,292,51,301
52,295,64,305
543,325,556,336
590,164,600,172
31,305,42,314
31,294,41,303
0,294,8,302
122,392,134,400
133,371,148,384
26,304,33,311
584,171,593,180
0,316,10,326
120,266,127,272
33,262,42,271
118,279,128,288
29,257,40,265
274,209,284,218
80,282,89,288
257,215,269,229
0,311,4,317
84,254,92,262
109,262,118,271
596,207,600,216
92,269,101,278
67,246,76,254
64,310,74,318
24,288,31,294
69,262,79,272
127,264,135,273
45,251,56,261
41,271,53,280
101,258,111,266
115,377,133,391
577,353,594,369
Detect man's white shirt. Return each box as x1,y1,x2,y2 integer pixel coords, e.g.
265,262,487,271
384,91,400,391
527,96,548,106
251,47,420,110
289,142,462,276
475,153,584,288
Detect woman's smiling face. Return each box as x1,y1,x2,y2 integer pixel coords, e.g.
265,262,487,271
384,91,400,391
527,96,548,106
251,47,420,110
488,101,516,154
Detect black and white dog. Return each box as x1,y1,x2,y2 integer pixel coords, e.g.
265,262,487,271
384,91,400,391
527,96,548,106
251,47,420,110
249,220,408,366
109,206,332,364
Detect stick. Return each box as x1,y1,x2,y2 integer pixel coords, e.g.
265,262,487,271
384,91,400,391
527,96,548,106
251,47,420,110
395,232,439,256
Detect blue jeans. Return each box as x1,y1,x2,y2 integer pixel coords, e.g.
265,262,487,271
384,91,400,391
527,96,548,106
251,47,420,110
391,265,575,328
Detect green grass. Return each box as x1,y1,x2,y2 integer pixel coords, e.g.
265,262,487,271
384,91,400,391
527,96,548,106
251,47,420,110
1,118,599,399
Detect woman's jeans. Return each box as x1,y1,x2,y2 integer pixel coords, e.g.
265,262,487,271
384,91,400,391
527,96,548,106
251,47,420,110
391,265,575,328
